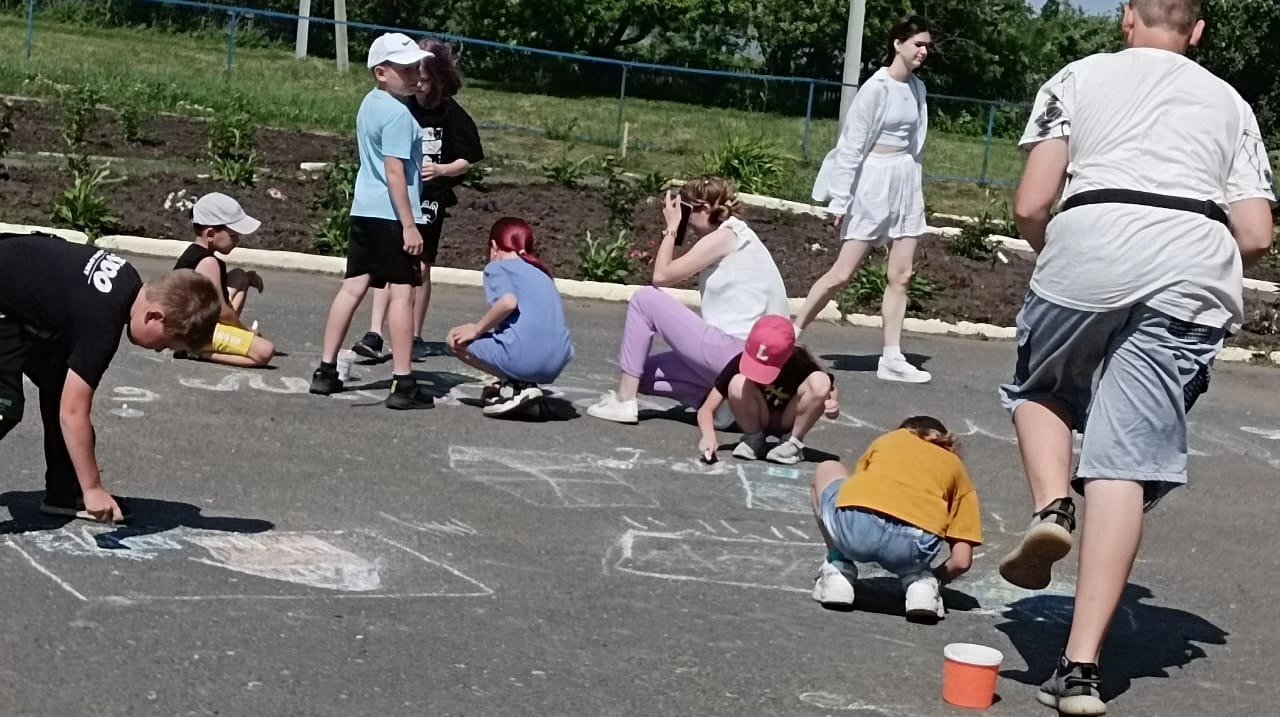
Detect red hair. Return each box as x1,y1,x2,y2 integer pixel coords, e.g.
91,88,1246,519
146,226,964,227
490,217,552,277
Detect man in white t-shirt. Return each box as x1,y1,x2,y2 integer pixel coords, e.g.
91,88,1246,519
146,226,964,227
997,1,1275,714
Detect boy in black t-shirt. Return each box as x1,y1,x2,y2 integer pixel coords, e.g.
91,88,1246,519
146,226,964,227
697,315,840,465
172,192,275,363
352,37,485,362
0,233,221,523
172,192,275,367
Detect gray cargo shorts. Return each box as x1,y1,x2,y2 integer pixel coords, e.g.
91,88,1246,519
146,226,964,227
998,291,1223,509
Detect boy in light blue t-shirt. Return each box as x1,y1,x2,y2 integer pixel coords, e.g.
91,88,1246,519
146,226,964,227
310,32,436,410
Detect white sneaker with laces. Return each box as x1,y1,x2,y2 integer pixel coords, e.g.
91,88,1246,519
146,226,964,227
811,561,855,607
877,355,932,384
766,437,804,465
586,391,638,424
732,433,766,461
904,576,945,621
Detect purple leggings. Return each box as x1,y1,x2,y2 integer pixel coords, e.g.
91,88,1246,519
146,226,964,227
619,286,745,407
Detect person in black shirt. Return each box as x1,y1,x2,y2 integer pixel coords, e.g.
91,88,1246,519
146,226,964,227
172,192,275,367
352,37,486,362
697,315,840,465
0,233,221,523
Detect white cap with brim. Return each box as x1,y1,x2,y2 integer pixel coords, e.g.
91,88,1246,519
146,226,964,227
367,33,432,68
191,192,261,235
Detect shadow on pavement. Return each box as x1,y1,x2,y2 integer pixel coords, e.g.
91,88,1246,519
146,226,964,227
820,352,933,373
0,490,275,552
994,584,1227,701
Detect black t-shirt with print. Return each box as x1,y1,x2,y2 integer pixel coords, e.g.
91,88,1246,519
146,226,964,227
0,233,143,389
406,96,485,210
714,350,833,412
174,243,229,301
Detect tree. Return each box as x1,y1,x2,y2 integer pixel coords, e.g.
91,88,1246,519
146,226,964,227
1196,0,1280,142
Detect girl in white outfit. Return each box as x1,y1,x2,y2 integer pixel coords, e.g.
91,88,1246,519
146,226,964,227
797,15,934,384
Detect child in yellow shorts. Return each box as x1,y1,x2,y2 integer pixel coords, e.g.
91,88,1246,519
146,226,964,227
809,416,983,622
172,193,275,367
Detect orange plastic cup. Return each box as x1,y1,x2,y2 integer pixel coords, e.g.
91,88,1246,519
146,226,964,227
942,643,1003,709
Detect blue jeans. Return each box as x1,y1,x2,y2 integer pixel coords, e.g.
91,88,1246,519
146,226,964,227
820,480,943,588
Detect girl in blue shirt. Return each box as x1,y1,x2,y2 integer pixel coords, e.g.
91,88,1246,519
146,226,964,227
447,217,575,417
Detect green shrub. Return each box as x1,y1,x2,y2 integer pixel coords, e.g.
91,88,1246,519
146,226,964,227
836,258,937,315
51,160,120,242
578,230,634,283
311,159,358,256
699,136,787,194
60,84,100,149
543,154,593,189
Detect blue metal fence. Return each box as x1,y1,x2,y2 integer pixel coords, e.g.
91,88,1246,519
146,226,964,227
17,0,1032,187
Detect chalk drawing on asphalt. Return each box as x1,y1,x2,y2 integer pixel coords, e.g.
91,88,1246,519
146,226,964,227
605,523,1085,622
5,527,492,602
798,692,908,715
447,445,660,508
378,513,479,537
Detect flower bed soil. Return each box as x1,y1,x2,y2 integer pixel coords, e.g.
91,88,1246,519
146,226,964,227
2,99,1277,351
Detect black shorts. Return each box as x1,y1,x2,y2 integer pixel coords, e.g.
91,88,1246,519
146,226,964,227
419,197,450,265
346,217,424,288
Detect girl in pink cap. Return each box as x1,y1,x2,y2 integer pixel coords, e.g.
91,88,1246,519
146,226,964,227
694,314,839,465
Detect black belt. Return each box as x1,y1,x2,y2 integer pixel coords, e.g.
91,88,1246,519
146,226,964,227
1060,189,1230,228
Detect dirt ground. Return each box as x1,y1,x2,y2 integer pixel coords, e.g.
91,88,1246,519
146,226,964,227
2,98,1278,350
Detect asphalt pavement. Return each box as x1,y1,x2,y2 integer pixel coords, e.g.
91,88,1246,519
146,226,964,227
0,254,1275,716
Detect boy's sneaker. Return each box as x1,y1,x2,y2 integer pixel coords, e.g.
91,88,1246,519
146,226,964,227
587,391,638,424
351,332,384,359
904,575,945,622
766,436,804,465
484,382,543,417
810,560,856,607
732,432,767,461
309,365,343,395
1037,655,1106,715
385,377,435,410
411,336,431,362
999,496,1076,590
877,355,932,384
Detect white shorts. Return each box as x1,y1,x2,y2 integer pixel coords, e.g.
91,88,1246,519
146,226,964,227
841,151,926,245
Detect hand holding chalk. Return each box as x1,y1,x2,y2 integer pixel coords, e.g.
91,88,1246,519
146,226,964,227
698,437,718,464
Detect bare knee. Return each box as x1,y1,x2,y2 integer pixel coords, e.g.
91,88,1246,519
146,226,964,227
727,373,756,401
886,262,914,288
801,372,832,401
813,460,849,491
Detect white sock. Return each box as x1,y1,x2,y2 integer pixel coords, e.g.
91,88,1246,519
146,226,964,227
882,345,903,359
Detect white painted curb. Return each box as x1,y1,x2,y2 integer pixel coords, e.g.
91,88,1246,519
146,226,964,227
2,220,1274,365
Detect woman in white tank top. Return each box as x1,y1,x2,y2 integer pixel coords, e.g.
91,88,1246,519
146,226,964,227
799,15,935,385
588,176,789,425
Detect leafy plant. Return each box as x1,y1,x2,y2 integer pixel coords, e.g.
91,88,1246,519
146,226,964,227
462,162,492,192
836,259,937,316
311,159,358,256
699,136,787,194
116,94,148,143
543,154,593,189
60,85,100,149
600,155,640,234
948,220,1000,263
544,117,579,142
207,95,258,186
51,161,120,242
636,171,670,196
577,230,634,283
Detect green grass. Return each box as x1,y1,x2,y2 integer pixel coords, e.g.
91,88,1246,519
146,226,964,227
0,14,1025,213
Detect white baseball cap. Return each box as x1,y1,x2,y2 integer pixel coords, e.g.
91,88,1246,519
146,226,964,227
191,192,260,235
367,33,432,68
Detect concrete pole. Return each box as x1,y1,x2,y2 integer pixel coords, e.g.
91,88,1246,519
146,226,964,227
295,0,311,59
334,0,349,73
838,0,867,128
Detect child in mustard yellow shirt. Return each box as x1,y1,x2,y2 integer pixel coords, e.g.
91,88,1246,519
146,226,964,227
809,416,983,622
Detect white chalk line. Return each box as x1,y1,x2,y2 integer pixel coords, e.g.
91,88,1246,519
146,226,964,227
6,541,88,601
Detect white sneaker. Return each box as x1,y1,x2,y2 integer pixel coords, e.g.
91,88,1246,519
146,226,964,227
586,391,638,424
877,355,932,384
811,561,855,607
904,576,945,621
765,437,804,465
732,433,766,461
